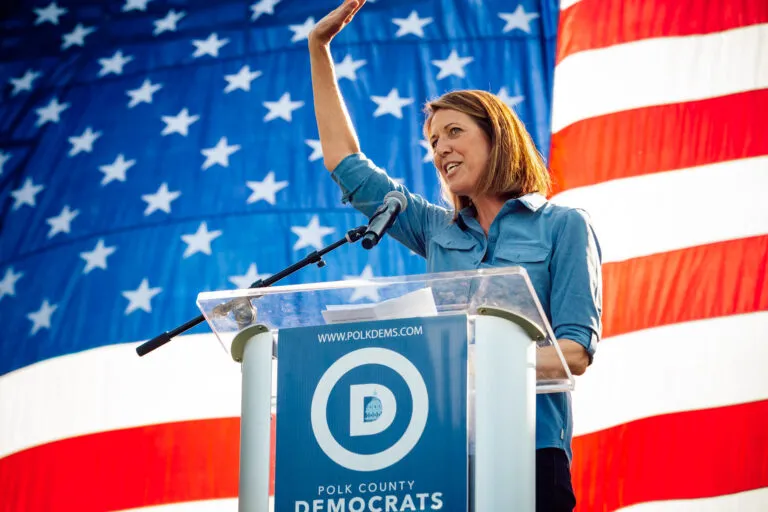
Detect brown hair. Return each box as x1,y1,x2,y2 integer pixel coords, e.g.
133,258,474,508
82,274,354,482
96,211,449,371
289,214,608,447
423,90,550,217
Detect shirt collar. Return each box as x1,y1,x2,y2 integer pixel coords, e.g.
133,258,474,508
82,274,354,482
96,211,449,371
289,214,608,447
456,209,471,230
515,193,548,212
456,193,547,230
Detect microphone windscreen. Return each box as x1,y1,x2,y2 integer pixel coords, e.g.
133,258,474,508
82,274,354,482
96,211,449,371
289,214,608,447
383,190,408,211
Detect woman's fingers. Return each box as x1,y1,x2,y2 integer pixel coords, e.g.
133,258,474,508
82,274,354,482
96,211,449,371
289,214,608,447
333,0,357,23
337,0,361,27
344,0,365,23
310,0,365,45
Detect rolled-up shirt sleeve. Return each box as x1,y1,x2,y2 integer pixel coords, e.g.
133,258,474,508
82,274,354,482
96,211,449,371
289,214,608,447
549,208,603,363
331,153,450,257
331,153,388,214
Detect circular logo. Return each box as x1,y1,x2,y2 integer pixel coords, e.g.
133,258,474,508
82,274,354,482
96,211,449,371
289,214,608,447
310,347,429,472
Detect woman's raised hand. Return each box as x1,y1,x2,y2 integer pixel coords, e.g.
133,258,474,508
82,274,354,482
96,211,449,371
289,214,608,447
308,0,366,47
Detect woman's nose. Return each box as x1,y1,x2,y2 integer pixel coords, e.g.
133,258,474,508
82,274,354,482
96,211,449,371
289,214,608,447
436,140,452,156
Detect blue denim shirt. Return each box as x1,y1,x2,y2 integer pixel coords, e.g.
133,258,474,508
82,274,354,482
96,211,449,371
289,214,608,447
332,153,603,460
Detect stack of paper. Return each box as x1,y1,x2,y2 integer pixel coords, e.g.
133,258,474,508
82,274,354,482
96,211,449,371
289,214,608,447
321,287,438,324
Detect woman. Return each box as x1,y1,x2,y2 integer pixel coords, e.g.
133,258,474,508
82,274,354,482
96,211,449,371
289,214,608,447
308,1,602,510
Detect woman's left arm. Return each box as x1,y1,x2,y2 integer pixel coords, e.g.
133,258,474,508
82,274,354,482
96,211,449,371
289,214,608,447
537,339,590,378
543,207,603,378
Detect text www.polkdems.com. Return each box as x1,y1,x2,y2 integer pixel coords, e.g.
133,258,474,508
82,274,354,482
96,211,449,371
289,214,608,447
318,325,423,343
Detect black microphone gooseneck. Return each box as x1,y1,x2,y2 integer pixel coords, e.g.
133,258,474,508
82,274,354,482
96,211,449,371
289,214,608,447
136,225,368,356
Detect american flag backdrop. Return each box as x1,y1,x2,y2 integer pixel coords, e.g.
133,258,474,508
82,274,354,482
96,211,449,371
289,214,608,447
0,0,766,510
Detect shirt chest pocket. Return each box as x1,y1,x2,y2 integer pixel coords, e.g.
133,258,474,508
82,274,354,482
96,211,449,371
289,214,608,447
428,230,479,271
493,244,551,280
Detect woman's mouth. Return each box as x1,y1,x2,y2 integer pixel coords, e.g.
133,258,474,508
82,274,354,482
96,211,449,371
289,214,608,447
444,162,461,178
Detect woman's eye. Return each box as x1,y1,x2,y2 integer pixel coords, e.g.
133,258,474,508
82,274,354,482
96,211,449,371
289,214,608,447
450,127,461,135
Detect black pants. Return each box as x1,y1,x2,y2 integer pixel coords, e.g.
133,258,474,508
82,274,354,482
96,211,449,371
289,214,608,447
468,448,576,511
536,448,576,512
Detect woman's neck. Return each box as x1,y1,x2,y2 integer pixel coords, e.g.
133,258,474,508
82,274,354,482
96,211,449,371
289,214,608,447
471,195,506,235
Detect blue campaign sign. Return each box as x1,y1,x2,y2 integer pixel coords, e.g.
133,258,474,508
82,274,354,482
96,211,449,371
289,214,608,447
275,315,468,512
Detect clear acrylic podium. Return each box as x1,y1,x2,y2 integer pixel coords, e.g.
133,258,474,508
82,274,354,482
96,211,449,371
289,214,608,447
196,266,573,512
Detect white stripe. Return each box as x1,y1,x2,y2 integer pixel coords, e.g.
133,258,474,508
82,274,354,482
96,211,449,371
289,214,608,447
0,334,245,459
116,496,275,512
3,314,767,459
551,156,768,263
551,23,768,132
573,312,768,436
117,498,277,511
558,0,584,10
107,483,768,512
616,487,768,511
117,499,239,512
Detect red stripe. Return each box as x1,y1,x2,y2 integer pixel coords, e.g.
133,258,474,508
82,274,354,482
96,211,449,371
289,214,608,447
3,405,767,511
557,0,768,64
572,399,768,511
0,419,241,511
0,416,278,511
602,235,768,339
549,89,768,195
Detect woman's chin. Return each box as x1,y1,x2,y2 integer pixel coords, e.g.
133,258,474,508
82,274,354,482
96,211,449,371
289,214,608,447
447,184,472,197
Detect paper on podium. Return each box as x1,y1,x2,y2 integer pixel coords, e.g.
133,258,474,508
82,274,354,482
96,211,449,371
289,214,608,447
321,287,438,324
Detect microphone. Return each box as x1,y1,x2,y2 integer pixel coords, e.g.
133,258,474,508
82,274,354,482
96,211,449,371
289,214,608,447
361,190,407,250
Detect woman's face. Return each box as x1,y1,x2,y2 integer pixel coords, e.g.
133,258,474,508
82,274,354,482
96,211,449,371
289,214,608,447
429,108,491,199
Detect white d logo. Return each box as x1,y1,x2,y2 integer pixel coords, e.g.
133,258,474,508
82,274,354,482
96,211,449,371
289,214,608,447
349,384,397,437
310,347,429,472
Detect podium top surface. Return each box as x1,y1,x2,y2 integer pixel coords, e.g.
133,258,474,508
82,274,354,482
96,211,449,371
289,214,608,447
198,267,546,331
197,267,574,392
